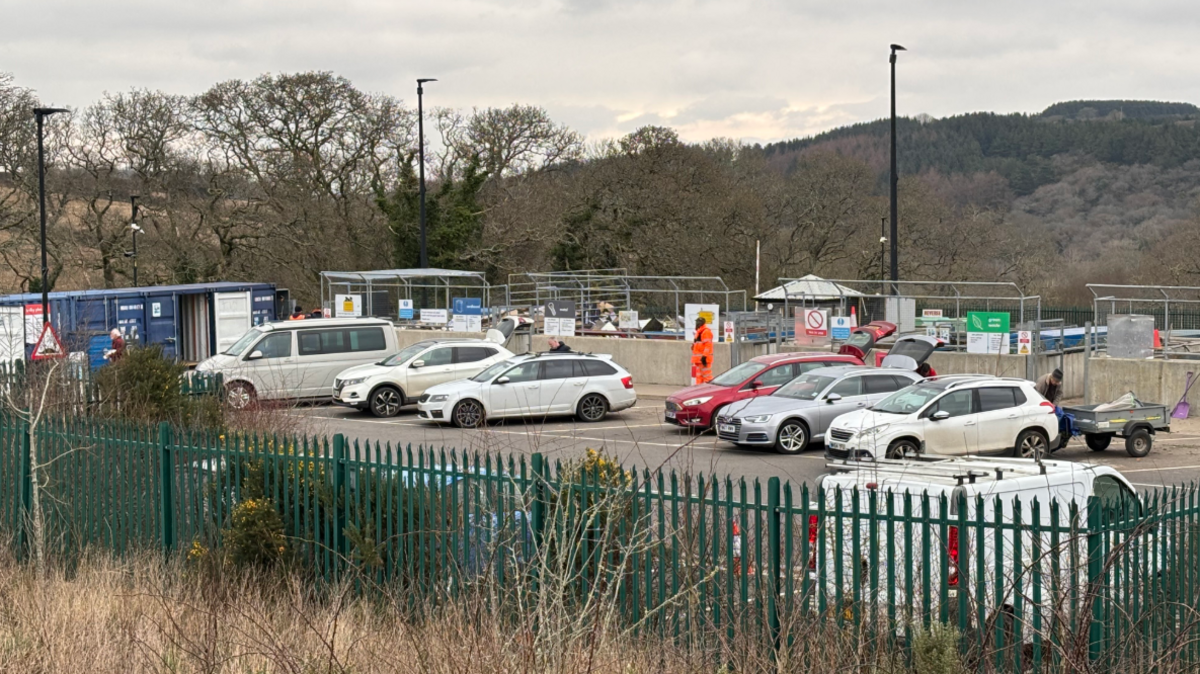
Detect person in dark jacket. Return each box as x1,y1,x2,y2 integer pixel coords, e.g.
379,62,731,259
547,338,572,352
1035,368,1064,405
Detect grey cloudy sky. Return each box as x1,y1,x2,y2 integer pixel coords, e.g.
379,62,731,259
4,0,1200,144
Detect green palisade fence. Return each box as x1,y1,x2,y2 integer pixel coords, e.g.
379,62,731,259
1,414,1199,670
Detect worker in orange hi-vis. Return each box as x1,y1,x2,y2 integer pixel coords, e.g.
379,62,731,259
691,316,714,385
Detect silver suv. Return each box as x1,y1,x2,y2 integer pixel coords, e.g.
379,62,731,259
715,366,923,454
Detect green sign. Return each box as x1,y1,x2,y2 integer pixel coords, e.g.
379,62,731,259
966,311,1009,334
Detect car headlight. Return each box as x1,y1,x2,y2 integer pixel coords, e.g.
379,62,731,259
682,396,713,407
340,377,366,386
428,394,449,402
743,415,771,423
853,424,891,439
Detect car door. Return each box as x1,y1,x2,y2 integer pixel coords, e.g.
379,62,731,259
405,346,457,397
490,361,545,416
540,359,584,413
741,362,798,398
243,331,298,398
975,386,1024,453
920,389,980,455
454,346,498,378
818,375,867,436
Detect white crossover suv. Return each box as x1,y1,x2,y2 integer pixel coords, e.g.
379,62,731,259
417,352,637,427
825,375,1059,461
333,339,513,417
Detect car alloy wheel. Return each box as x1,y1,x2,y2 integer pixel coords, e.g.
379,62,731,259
370,387,403,418
1015,430,1048,459
225,382,255,410
578,394,608,422
453,400,485,428
886,440,919,460
775,421,808,454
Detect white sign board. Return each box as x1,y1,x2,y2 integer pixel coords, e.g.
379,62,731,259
335,294,362,318
1017,330,1033,355
794,308,831,346
23,304,42,345
685,304,720,341
451,315,483,333
420,308,449,325
967,332,1010,355
398,299,414,320
618,310,640,330
922,308,944,318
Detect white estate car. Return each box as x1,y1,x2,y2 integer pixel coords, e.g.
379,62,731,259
417,352,637,427
825,375,1059,461
333,338,514,417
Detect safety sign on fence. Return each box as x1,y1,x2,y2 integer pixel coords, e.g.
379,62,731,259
966,311,1010,355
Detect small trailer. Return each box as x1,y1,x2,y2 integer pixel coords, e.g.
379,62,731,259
1060,402,1169,458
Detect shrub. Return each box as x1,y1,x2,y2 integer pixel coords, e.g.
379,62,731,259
94,345,223,428
911,623,966,674
226,498,287,568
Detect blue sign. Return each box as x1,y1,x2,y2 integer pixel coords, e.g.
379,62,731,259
398,299,414,320
831,316,852,341
452,297,483,316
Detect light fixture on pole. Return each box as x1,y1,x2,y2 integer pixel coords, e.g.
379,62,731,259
416,78,437,270
889,43,905,295
34,107,69,327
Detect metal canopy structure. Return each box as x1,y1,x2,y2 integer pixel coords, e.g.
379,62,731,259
1089,283,1200,332
774,277,1042,327
320,268,495,319
507,270,748,325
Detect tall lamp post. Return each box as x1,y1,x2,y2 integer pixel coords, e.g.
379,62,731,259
889,44,905,295
129,195,142,287
416,78,437,270
34,107,69,327
880,216,888,295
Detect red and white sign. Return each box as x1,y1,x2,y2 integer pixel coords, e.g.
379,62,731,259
1017,330,1033,355
23,304,43,345
803,309,828,337
922,309,944,318
724,321,734,343
31,323,65,360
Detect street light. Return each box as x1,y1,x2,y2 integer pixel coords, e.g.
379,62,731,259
416,78,437,270
889,44,906,295
880,216,888,295
34,107,69,328
129,195,141,287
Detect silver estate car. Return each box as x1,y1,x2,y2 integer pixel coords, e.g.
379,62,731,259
715,366,923,454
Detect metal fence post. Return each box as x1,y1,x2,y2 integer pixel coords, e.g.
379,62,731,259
158,422,174,552
17,413,30,561
1083,321,1091,403
1086,496,1103,662
333,433,347,568
530,453,547,549
767,476,781,649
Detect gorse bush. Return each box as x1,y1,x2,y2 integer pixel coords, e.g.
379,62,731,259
911,623,966,674
226,498,286,568
94,345,223,427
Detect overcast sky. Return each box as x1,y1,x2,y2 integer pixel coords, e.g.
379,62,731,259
3,0,1199,144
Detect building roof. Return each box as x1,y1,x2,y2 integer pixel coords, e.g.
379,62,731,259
754,274,865,302
322,268,489,281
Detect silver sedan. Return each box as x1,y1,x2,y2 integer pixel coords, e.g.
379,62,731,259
715,366,922,454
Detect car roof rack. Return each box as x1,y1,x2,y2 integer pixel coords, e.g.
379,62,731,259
825,456,1067,485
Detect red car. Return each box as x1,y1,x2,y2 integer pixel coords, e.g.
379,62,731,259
665,352,864,428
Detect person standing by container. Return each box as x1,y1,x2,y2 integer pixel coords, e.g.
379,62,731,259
691,317,714,385
106,328,125,363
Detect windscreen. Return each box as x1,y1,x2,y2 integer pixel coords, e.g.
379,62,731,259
774,374,835,401
711,361,768,387
380,343,431,366
873,384,944,414
472,359,515,382
223,328,264,356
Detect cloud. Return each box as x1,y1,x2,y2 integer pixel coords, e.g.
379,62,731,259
4,0,1200,144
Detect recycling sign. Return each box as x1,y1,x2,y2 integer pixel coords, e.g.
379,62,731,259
966,311,1010,354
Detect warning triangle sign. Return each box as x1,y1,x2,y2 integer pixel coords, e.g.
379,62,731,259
31,324,65,360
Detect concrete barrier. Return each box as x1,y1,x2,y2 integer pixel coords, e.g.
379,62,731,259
1086,356,1197,408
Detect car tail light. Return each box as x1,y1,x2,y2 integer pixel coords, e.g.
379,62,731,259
947,525,960,586
621,376,634,389
808,515,819,569
1040,401,1056,414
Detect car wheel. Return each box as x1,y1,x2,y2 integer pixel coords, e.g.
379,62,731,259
707,405,727,432
1014,429,1049,459
1125,429,1152,458
1085,433,1113,452
577,394,609,423
224,382,256,410
775,420,809,454
452,399,485,429
885,439,920,460
369,386,404,418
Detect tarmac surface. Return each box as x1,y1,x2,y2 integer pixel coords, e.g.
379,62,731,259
285,392,1200,490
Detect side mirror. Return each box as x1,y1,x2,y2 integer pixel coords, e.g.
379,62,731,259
495,376,511,385
932,410,950,421
247,350,264,361
826,393,842,403
750,379,764,388
411,360,425,368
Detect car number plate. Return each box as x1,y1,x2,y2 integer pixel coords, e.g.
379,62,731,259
718,423,736,434
665,409,676,419
829,441,846,451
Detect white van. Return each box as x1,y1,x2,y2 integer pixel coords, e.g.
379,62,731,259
194,317,398,408
811,457,1147,641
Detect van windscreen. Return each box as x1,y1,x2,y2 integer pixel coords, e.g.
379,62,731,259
224,329,264,357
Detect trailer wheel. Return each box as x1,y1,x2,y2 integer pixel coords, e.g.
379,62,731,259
1085,433,1113,452
1125,429,1152,458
